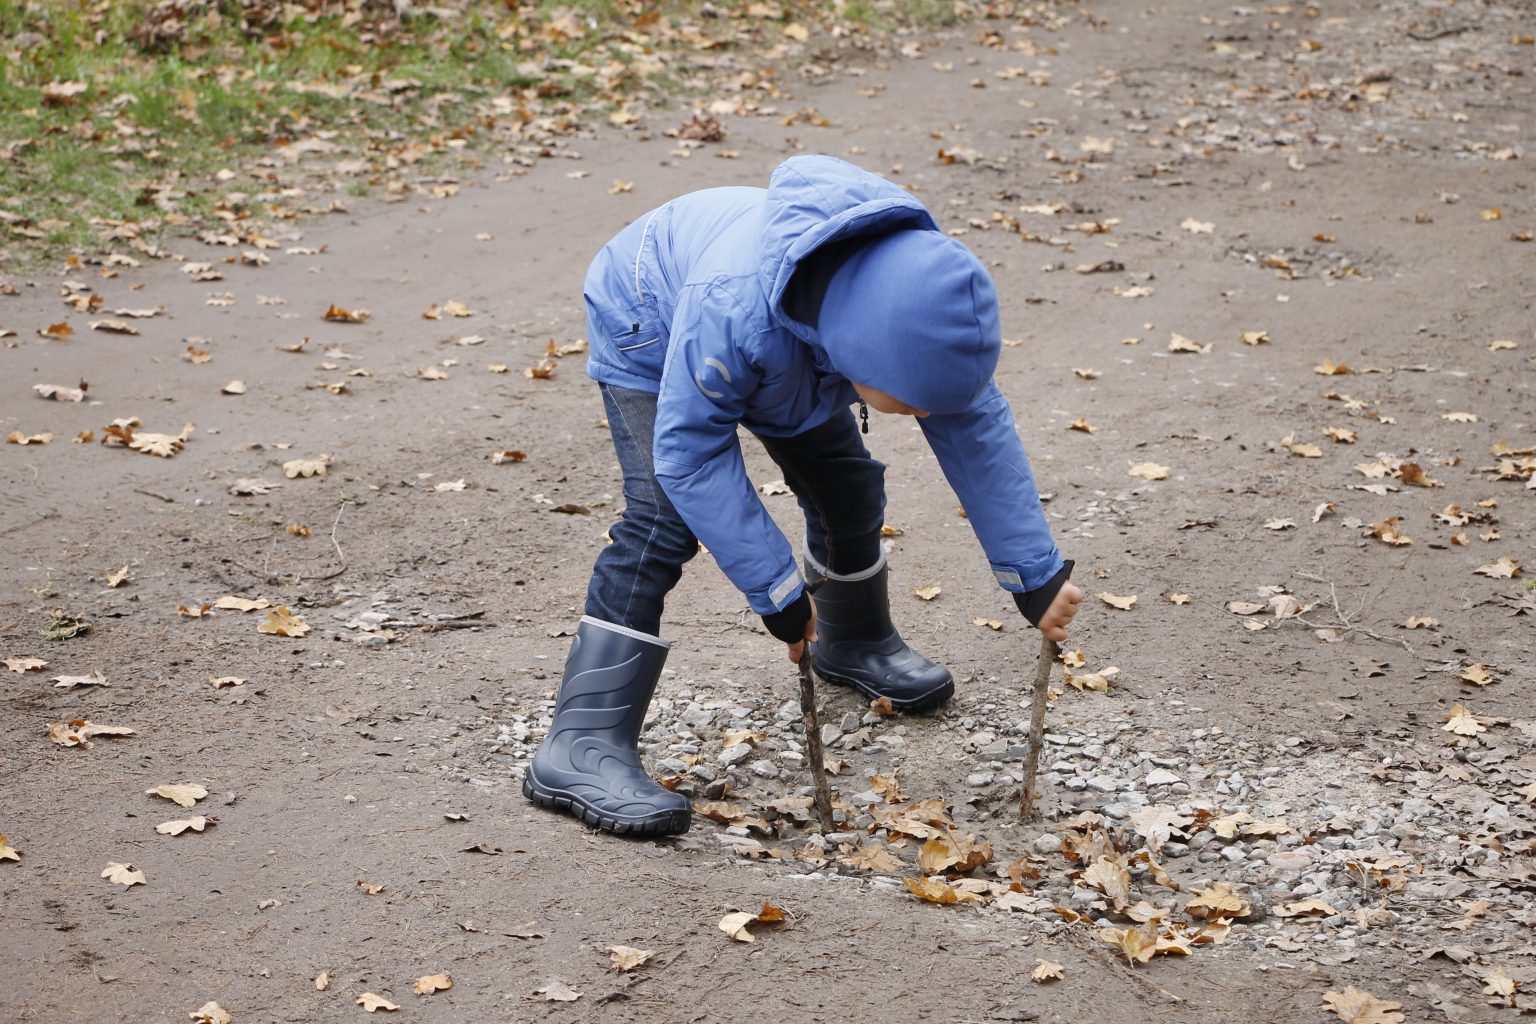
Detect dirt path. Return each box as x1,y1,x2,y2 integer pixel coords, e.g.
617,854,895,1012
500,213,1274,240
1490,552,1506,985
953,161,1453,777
3,2,1533,1021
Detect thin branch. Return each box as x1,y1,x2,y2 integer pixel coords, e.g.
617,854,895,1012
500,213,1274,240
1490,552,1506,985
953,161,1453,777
1285,572,1412,653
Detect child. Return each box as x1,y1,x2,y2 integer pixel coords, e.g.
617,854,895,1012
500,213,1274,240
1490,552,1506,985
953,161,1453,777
524,155,1082,837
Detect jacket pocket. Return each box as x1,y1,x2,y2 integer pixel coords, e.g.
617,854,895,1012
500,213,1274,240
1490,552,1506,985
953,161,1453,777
589,294,667,379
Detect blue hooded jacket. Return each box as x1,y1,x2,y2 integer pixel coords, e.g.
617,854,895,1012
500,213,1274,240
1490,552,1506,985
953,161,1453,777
583,155,1064,618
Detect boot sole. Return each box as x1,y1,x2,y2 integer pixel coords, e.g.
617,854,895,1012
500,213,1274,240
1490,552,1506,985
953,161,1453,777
522,773,691,838
813,665,954,713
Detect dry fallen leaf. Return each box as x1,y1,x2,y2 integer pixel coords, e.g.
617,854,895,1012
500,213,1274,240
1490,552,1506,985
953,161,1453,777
102,861,146,887
5,656,47,672
529,981,582,1002
1128,462,1169,481
1443,704,1487,736
0,836,20,862
718,901,788,941
1458,664,1496,687
1097,592,1137,611
1083,857,1132,910
903,876,982,904
413,973,453,994
913,585,942,601
324,304,369,323
1185,882,1251,920
1031,958,1065,983
607,946,654,973
49,719,135,748
1322,986,1405,1024
214,595,271,612
283,456,329,479
189,1001,232,1024
1369,517,1412,546
356,992,398,1012
972,617,1004,631
1167,332,1210,354
52,670,108,689
1274,898,1339,918
145,782,209,808
156,816,212,836
1475,556,1521,579
258,607,311,637
1067,417,1097,433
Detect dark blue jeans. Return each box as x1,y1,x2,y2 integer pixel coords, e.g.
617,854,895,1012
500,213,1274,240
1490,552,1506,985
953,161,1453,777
586,383,886,637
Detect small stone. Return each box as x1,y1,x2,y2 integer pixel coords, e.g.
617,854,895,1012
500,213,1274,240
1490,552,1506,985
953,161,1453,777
839,711,861,733
1032,833,1063,855
1267,849,1312,872
1145,768,1181,786
966,772,995,787
1064,777,1089,792
779,751,805,768
1086,775,1118,793
852,790,880,806
655,756,688,774
747,759,780,779
1162,841,1190,859
1220,846,1247,864
820,724,841,746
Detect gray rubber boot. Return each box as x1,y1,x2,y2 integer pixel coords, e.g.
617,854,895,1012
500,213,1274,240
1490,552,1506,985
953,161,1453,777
805,551,955,712
523,616,691,837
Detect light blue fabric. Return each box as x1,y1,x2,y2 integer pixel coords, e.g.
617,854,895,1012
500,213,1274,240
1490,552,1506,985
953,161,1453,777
583,154,1063,616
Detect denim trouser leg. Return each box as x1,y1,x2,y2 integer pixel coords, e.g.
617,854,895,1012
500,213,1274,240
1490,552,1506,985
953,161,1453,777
753,407,885,577
584,384,700,636
586,387,888,633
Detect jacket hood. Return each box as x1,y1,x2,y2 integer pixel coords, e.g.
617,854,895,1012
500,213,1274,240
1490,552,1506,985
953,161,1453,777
760,155,1001,416
759,155,937,331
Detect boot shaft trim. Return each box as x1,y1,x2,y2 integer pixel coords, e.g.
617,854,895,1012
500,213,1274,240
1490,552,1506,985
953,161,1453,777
803,544,886,583
580,615,670,650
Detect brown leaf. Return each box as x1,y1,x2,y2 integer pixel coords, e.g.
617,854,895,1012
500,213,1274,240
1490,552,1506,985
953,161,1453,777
1097,592,1137,610
356,992,398,1012
258,606,311,637
4,657,47,673
155,816,212,836
903,876,982,904
1031,958,1065,982
413,973,453,994
1475,556,1521,579
1369,517,1412,546
189,1002,231,1024
607,946,653,973
101,861,145,886
1082,857,1132,910
0,835,21,862
1127,462,1169,480
49,719,135,748
1322,986,1404,1024
145,783,208,808
323,303,369,323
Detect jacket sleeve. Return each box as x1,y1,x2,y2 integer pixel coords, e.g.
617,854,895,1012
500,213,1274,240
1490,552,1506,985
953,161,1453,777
651,283,804,616
918,379,1064,594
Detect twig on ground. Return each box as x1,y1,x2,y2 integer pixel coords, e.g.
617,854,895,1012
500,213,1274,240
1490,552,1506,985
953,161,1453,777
1279,572,1413,653
329,500,347,566
133,488,176,503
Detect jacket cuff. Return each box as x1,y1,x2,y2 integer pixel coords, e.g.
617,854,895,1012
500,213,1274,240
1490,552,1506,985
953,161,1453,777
762,591,812,643
1012,559,1074,627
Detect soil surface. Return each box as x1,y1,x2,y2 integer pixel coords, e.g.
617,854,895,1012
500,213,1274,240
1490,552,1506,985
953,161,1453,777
3,2,1534,1022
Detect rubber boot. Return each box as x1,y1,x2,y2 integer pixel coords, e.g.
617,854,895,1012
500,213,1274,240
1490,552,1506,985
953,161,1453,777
805,551,955,712
523,616,692,837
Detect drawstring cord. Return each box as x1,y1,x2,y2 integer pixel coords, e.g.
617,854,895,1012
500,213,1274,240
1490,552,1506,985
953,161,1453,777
859,400,869,434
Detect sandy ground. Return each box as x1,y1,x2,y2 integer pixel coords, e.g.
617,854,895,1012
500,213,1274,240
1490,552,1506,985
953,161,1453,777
3,1,1534,1021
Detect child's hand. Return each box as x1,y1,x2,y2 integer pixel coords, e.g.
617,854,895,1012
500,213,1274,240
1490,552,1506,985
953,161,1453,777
1036,580,1083,643
787,601,819,664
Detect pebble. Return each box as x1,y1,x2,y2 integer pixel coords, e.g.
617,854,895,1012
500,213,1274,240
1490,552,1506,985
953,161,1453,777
1086,776,1118,793
966,772,996,787
1145,768,1181,786
1266,850,1312,872
748,759,780,779
839,711,861,733
1032,834,1063,855
820,724,842,746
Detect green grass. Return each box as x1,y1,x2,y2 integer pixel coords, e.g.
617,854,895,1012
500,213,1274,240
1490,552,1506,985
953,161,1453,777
0,0,983,269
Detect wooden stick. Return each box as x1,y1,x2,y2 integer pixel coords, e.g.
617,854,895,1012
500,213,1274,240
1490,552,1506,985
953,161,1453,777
797,655,837,833
1018,636,1059,821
